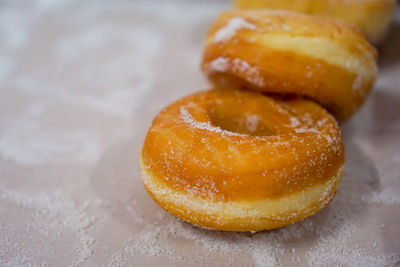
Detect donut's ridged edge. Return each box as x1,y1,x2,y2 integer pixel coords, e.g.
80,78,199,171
140,156,344,232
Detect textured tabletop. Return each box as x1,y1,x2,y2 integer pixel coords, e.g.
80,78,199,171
0,1,399,266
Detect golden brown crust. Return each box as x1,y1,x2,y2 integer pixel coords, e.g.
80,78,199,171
140,89,345,230
141,160,344,231
233,0,396,44
201,9,378,121
142,89,344,231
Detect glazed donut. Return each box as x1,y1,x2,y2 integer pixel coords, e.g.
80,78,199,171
233,0,396,45
141,88,344,231
202,9,378,121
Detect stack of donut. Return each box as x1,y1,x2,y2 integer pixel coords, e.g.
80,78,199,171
141,3,393,232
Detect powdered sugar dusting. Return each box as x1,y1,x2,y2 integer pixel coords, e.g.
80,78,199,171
180,107,248,137
290,117,300,127
209,57,264,87
245,114,260,133
352,72,364,91
125,213,313,266
361,189,400,205
214,17,257,43
210,56,229,72
232,58,264,87
0,190,96,266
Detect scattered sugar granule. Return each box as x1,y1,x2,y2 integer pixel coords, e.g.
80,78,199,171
210,57,229,72
282,25,291,31
214,17,257,43
209,57,264,87
180,107,247,137
352,73,363,91
361,189,400,205
231,58,264,87
245,114,260,133
290,117,300,128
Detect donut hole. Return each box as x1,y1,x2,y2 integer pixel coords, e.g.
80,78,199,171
208,107,274,136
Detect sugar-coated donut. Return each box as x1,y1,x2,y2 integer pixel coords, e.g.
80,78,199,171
202,10,378,121
234,0,396,45
141,88,344,231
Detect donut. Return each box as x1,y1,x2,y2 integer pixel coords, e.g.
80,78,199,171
233,0,396,45
201,9,378,121
140,88,344,231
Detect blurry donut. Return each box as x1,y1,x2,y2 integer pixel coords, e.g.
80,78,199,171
202,9,378,121
233,0,397,44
